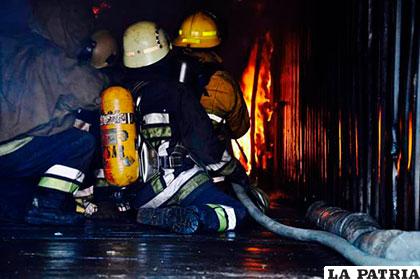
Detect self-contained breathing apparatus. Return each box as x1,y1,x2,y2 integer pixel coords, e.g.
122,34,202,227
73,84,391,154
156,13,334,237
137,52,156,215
99,84,170,187
129,81,196,184
100,86,139,187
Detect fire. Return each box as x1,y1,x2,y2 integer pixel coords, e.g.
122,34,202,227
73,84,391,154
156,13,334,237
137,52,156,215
233,33,274,173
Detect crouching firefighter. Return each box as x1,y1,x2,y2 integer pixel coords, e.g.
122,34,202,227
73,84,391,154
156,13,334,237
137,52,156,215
0,0,108,225
174,11,269,213
121,21,247,234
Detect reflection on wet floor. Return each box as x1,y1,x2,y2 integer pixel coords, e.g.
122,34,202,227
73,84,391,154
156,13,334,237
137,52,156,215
0,201,349,277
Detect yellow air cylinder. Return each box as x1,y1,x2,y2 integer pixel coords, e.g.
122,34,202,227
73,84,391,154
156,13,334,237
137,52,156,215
100,86,139,186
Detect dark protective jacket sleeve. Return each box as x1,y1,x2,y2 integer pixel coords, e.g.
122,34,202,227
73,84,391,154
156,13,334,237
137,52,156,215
176,84,225,165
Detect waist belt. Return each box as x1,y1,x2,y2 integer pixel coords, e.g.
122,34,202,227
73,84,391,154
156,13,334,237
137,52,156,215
159,154,187,169
158,144,194,169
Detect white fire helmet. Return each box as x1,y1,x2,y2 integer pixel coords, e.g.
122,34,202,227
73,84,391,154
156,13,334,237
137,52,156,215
123,21,172,68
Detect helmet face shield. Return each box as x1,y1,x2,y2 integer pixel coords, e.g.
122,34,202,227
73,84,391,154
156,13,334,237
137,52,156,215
123,21,171,68
174,12,221,48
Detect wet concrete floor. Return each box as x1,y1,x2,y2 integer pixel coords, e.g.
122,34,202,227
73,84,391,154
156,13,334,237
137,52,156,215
0,199,349,278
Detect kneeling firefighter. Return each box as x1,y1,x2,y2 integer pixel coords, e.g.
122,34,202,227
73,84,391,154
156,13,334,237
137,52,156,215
0,0,108,225
121,21,247,234
174,11,269,212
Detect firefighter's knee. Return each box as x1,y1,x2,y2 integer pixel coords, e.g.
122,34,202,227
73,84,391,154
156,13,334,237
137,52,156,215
72,129,96,156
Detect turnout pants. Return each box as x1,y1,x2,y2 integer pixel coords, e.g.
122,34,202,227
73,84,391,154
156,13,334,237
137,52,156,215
135,175,247,233
0,128,95,221
181,180,247,232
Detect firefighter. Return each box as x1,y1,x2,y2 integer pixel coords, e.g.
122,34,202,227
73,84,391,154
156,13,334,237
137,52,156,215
122,21,248,234
0,0,108,224
174,11,270,212
174,11,249,142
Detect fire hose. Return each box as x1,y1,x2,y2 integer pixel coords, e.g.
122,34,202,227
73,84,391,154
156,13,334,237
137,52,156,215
232,183,420,266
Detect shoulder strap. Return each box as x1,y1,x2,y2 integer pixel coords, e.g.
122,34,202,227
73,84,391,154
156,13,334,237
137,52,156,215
178,54,223,98
131,80,150,96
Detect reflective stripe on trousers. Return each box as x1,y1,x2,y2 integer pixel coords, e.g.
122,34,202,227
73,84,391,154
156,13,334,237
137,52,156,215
140,165,203,208
207,203,237,231
38,164,85,193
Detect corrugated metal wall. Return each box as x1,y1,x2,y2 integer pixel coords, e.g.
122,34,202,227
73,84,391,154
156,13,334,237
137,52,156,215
276,0,420,230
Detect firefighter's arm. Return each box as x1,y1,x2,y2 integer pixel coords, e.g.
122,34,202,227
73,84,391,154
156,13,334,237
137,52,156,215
227,82,250,139
52,53,108,111
178,85,224,164
211,71,250,139
225,73,250,139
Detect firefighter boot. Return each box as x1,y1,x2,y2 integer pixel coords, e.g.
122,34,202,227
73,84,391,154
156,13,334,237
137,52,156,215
25,188,84,225
137,206,200,234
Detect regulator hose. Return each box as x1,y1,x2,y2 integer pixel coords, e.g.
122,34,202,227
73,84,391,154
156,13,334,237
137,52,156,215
232,183,420,266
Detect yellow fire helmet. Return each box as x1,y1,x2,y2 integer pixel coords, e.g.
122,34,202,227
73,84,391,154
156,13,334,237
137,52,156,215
173,11,221,48
123,21,171,68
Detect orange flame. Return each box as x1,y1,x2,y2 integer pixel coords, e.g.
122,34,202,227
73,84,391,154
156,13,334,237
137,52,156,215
233,32,274,173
